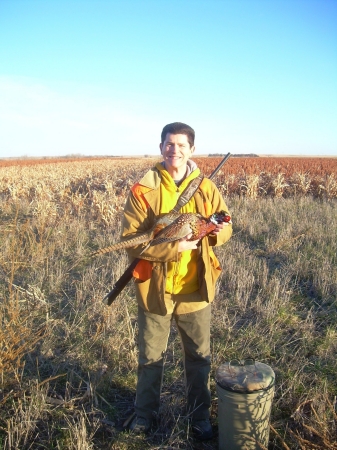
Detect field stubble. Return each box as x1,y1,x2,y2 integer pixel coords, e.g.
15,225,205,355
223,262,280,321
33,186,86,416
0,157,336,449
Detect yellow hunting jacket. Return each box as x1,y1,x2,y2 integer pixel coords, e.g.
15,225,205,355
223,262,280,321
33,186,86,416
120,162,232,315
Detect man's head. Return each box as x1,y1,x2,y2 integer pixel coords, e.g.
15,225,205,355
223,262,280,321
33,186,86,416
160,122,195,148
159,122,196,179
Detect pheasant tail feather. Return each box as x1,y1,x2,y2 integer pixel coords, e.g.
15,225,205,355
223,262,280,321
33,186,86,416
90,231,154,257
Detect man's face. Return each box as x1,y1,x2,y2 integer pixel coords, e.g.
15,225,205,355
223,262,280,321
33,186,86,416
159,133,195,175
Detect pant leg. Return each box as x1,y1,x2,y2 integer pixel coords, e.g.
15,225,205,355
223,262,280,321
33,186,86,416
174,304,211,420
135,306,172,419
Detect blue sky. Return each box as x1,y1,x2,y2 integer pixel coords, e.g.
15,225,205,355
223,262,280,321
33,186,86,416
0,0,336,157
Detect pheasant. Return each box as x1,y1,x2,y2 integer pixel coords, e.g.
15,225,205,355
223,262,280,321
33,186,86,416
91,210,231,257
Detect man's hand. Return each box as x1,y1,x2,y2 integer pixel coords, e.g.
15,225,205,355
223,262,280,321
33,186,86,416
178,233,200,252
177,219,232,251
213,220,232,234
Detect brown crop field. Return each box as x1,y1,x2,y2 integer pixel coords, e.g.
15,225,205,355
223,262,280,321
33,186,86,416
0,156,336,449
1,157,336,222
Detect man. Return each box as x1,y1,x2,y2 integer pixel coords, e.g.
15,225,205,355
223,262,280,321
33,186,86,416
121,122,232,440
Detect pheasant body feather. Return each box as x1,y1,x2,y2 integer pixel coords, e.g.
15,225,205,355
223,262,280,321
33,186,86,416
149,211,230,246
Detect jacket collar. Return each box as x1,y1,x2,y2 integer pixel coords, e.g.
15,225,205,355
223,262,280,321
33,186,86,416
138,160,199,190
138,160,200,216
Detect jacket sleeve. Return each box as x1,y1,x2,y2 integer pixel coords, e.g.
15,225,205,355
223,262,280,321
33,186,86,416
120,191,180,263
205,181,233,247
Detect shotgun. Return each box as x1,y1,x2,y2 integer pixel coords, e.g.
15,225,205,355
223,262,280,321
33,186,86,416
103,152,231,305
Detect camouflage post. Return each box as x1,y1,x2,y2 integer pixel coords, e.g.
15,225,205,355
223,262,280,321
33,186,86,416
216,360,275,450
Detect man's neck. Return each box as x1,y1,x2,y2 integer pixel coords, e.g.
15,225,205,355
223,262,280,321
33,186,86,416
168,166,187,181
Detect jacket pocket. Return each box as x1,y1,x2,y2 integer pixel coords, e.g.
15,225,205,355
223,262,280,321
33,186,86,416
209,250,221,283
135,263,168,316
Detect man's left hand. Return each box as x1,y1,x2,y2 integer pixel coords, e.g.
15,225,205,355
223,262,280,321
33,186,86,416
213,221,231,234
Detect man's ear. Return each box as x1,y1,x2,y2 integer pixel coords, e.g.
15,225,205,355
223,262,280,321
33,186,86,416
159,143,163,154
190,145,195,154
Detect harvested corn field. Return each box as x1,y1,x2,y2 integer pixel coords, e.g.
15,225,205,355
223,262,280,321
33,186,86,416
1,156,336,226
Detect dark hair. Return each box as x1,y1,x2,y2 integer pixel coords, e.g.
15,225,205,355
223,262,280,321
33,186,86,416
161,122,195,147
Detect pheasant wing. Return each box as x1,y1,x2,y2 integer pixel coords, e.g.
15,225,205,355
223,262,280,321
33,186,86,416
149,221,193,246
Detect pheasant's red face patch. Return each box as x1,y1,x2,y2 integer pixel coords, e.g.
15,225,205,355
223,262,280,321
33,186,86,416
212,210,231,224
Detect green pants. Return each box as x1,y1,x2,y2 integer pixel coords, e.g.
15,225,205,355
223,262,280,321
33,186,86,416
135,304,211,421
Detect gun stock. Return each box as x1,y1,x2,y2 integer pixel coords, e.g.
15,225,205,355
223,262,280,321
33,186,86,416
104,258,139,305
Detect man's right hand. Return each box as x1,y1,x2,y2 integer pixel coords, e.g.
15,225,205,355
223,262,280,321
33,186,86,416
177,233,200,252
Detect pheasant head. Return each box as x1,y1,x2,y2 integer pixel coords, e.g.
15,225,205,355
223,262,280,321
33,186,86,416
209,210,231,225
